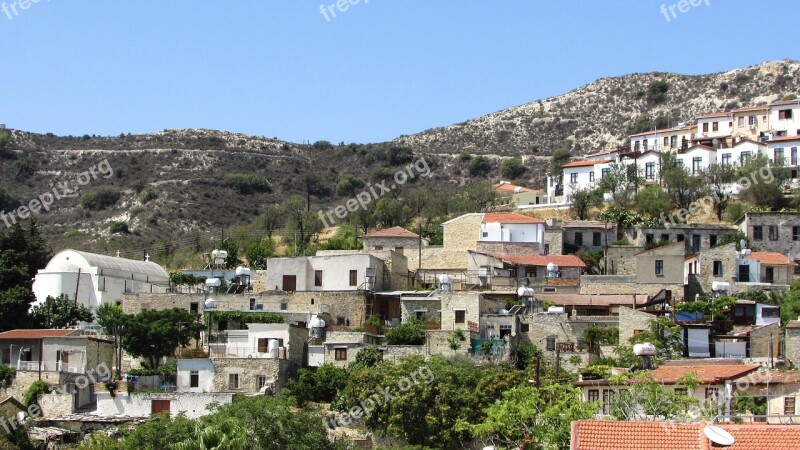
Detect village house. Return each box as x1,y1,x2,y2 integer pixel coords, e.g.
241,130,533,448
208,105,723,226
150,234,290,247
362,226,426,255
769,98,800,138
629,124,694,154
737,212,800,268
492,181,548,207
693,112,734,148
732,105,771,142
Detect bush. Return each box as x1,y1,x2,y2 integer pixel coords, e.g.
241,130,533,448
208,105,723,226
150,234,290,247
139,187,158,204
224,173,271,195
108,222,129,234
458,151,472,162
354,345,383,367
23,380,51,410
468,156,491,176
500,157,526,179
335,173,365,197
385,321,425,345
80,187,120,210
283,364,348,406
646,79,669,104
0,364,15,386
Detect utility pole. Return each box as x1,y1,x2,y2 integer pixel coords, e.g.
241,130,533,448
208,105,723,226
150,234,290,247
418,224,422,271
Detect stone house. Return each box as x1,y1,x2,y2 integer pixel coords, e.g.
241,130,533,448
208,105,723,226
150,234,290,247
265,253,387,292
741,370,800,424
0,329,114,411
561,220,617,255
362,226,426,255
623,223,739,255
737,212,800,268
785,319,800,368
466,252,585,293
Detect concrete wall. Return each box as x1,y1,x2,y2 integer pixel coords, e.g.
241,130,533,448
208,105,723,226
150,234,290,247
177,359,215,393
636,243,685,284
95,389,234,419
606,246,643,276
362,236,421,252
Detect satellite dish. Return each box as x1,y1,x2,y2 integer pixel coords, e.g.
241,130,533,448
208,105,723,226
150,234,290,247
704,426,735,446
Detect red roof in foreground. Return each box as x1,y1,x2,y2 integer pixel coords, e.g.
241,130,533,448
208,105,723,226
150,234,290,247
482,212,544,224
768,135,800,143
562,159,613,168
492,182,535,193
571,420,800,450
0,329,79,340
746,252,797,266
364,226,419,239
649,364,761,385
486,253,587,269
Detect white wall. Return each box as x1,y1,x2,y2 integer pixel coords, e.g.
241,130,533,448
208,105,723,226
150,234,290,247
678,147,717,175
562,166,596,199
177,359,215,393
266,254,383,291
767,139,800,167
770,102,800,136
720,141,766,166
696,116,733,140
96,391,233,419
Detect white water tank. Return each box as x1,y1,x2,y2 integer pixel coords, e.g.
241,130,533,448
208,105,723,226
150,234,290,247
268,339,280,358
211,249,228,265
547,306,565,314
235,266,251,277
633,343,657,356
712,281,730,292
205,278,221,288
517,287,534,297
438,274,452,291
204,298,217,309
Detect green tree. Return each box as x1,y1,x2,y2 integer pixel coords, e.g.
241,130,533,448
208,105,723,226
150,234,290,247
80,187,120,210
244,240,276,269
96,303,126,378
457,181,498,213
609,372,700,422
320,225,361,251
171,420,249,450
468,155,492,176
464,384,597,450
548,148,571,180
335,172,366,197
281,195,322,255
372,196,411,228
31,294,94,328
569,187,603,220
0,222,51,331
223,173,271,195
354,345,383,368
635,184,671,218
646,79,669,105
121,309,204,368
384,321,425,345
500,157,526,179
662,166,704,213
0,363,16,387
302,172,332,210
739,154,789,210
702,163,736,220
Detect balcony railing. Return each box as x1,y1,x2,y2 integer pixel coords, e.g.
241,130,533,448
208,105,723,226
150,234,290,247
209,344,285,359
16,361,83,373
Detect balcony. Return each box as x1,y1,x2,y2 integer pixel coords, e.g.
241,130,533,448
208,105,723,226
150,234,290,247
16,361,83,373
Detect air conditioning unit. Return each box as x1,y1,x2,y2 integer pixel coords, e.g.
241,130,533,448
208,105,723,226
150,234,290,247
750,125,757,130
68,367,79,373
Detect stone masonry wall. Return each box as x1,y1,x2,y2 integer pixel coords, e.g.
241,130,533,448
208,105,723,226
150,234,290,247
442,213,483,250
618,306,656,344
696,243,737,297
210,358,287,393
475,241,541,256
786,326,800,367
606,246,644,276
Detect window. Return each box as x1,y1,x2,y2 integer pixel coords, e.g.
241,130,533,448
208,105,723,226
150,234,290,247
633,329,644,336
674,388,688,396
0,348,9,365
779,109,794,120
769,225,779,241
738,116,745,127
499,325,512,339
575,232,583,246
589,171,595,182
775,148,785,163
692,234,701,253
588,389,599,402
546,336,556,351
786,397,796,415
258,338,268,353
520,323,529,332
190,371,199,388
703,122,709,133
282,275,296,292
374,245,383,250
713,261,723,277
646,233,654,244
721,153,731,166
793,148,798,166
481,231,488,238
601,168,610,178
335,348,348,361
217,320,228,331
454,309,466,324
395,246,404,255
712,121,719,132
602,390,613,414
670,135,677,148
544,244,550,255
794,226,800,241
257,375,268,391
228,373,240,390
634,141,640,151
349,270,358,286
753,226,763,241
677,234,685,242
190,302,198,313
766,267,775,284
655,260,664,276
705,387,719,400
692,157,702,175
280,302,288,311
740,151,752,163
570,173,578,184
749,115,757,126
593,232,602,247
314,270,323,287
663,136,669,147
643,140,648,151
661,234,669,242
645,162,655,180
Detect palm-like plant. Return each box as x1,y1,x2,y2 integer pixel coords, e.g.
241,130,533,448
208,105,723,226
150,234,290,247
170,420,249,450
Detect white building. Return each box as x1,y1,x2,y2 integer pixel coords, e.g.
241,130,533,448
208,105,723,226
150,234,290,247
265,253,385,292
718,139,766,167
695,112,734,145
769,99,800,137
677,145,717,176
558,159,612,200
766,136,800,178
629,124,693,153
32,249,169,310
479,212,545,253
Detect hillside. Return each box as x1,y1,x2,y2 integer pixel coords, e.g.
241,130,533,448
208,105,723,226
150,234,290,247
1,60,798,265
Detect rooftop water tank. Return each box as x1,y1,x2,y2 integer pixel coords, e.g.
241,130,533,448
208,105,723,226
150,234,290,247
205,278,221,287
633,343,657,356
517,287,534,297
712,281,730,292
235,266,252,277
204,298,217,309
268,339,280,358
546,306,565,314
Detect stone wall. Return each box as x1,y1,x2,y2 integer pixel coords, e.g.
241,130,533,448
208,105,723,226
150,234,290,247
618,306,656,344
95,389,234,419
363,236,421,251
400,299,440,323
210,358,289,393
426,330,470,356
475,241,541,255
580,279,684,302
544,228,563,255
442,213,483,250
382,345,427,363
695,243,737,297
414,247,470,271
749,323,781,359
606,246,643,276
518,313,579,353
560,351,596,373
38,392,74,418
741,212,800,259
786,324,800,367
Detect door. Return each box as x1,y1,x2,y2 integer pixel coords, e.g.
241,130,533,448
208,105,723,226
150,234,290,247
282,275,296,292
151,399,170,415
766,267,774,284
738,265,750,283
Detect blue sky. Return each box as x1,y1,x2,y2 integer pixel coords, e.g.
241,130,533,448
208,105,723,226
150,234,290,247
0,0,798,144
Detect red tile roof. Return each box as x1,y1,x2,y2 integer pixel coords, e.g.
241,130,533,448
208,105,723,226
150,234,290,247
787,320,800,329
733,105,769,113
629,126,693,137
562,159,613,168
364,226,419,239
486,253,587,268
697,111,733,119
771,99,800,106
537,294,645,307
571,420,800,450
0,329,79,340
768,135,800,143
492,181,535,193
649,364,761,385
482,212,544,224
585,148,620,157
746,252,797,266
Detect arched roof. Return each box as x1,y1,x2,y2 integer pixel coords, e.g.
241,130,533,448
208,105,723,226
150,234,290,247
43,249,169,278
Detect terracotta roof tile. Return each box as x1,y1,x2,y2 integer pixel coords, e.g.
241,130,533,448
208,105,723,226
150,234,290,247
746,252,797,266
364,226,419,238
563,159,613,168
697,111,733,119
649,364,761,385
536,293,645,307
492,182,535,193
482,212,544,224
571,420,800,450
0,329,79,340
768,135,800,143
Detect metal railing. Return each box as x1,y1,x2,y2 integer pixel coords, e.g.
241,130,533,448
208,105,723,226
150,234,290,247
16,361,83,373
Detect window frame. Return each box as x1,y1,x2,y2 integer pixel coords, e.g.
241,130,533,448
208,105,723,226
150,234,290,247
228,373,240,390
190,370,199,388
655,259,664,276
314,270,323,287
753,226,763,241
454,309,466,325
713,260,723,277
349,270,358,286
334,347,348,361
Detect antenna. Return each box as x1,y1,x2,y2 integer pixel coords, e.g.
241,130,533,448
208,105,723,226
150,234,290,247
704,425,735,446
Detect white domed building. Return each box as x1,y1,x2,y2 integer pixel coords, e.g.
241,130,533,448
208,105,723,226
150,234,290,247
32,249,170,310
